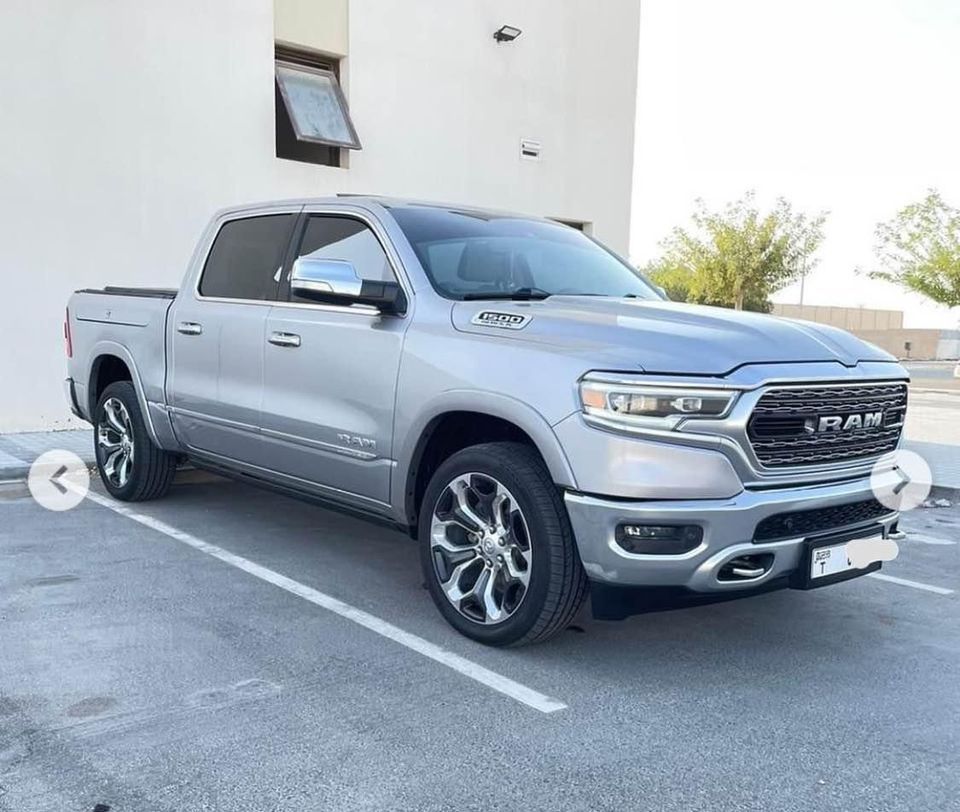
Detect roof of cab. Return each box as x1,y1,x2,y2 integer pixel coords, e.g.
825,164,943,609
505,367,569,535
212,195,550,223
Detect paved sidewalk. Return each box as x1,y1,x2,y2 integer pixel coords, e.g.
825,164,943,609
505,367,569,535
0,429,95,480
903,389,960,490
905,440,960,491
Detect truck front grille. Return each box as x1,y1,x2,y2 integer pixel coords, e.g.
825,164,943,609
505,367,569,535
747,382,907,468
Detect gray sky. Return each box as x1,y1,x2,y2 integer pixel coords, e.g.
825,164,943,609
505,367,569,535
630,0,960,328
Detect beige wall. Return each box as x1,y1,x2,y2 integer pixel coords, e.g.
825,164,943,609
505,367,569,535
772,303,904,332
771,304,959,359
0,0,643,431
275,0,348,56
855,330,943,360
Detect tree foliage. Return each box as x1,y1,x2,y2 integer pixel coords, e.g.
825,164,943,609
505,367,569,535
643,193,827,311
868,190,960,308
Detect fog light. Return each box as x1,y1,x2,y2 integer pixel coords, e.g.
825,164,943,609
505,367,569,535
615,524,703,555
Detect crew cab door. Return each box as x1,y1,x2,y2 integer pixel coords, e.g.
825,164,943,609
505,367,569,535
258,212,409,507
168,211,298,463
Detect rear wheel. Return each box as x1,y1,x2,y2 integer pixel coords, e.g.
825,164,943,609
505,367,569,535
419,442,587,646
94,381,176,501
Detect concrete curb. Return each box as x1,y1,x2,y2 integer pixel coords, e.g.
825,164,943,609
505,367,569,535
0,460,98,484
930,484,960,502
910,387,960,395
0,464,30,481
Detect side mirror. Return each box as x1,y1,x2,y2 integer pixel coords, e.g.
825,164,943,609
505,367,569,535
290,257,406,314
654,284,669,300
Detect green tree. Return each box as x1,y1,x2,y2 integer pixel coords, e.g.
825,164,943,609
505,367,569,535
867,190,960,308
643,193,827,311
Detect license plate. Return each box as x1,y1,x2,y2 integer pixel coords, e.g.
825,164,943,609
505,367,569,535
794,529,890,590
810,542,856,579
810,534,889,580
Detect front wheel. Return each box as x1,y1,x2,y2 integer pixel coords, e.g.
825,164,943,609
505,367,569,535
418,442,587,646
94,381,177,501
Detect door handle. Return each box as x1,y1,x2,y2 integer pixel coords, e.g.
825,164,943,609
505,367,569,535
268,331,301,348
177,322,203,336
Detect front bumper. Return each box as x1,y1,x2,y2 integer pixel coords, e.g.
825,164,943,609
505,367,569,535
564,470,901,591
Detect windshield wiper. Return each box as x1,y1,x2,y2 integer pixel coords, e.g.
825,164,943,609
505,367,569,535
462,287,552,301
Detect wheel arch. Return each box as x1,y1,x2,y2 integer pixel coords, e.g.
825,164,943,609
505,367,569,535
395,392,578,533
86,342,161,446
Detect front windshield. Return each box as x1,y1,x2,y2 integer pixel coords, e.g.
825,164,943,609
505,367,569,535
390,206,660,300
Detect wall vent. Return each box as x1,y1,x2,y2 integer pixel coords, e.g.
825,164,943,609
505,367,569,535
520,139,542,161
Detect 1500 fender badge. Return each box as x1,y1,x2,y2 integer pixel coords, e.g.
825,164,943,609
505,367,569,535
471,311,532,330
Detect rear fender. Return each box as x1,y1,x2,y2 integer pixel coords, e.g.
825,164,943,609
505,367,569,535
85,341,176,450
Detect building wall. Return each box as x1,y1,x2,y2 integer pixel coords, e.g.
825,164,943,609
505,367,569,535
855,329,941,360
0,0,642,431
275,0,349,55
772,304,959,359
937,333,960,360
772,304,904,332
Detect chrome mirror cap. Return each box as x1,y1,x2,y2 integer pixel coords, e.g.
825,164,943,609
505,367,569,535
290,257,362,298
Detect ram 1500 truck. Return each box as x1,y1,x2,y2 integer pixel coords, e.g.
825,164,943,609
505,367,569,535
65,197,910,646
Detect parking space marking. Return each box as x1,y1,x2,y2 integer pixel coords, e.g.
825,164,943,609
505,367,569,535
868,572,955,596
78,488,568,714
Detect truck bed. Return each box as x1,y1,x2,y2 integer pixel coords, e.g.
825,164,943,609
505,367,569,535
75,286,178,299
67,287,178,423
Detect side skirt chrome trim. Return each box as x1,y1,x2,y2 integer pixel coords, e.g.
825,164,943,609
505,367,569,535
184,446,393,512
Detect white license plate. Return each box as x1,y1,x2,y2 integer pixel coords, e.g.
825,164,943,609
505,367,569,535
809,534,896,580
811,543,854,579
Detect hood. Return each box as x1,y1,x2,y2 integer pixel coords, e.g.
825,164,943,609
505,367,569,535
451,297,895,376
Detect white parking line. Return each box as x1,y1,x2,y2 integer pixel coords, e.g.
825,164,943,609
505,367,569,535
868,572,955,596
79,488,567,714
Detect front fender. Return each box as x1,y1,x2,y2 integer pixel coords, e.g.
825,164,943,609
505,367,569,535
391,390,579,523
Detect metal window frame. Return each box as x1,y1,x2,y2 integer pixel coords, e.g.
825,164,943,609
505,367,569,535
196,210,300,302
193,205,413,320
275,60,362,150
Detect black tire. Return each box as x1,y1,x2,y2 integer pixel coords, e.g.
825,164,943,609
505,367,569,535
418,442,587,647
94,381,177,501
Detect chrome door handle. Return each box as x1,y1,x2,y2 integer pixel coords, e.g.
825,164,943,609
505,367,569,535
268,331,301,348
177,322,203,335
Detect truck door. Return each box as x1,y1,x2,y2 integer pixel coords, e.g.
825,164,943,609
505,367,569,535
168,212,298,464
259,213,409,507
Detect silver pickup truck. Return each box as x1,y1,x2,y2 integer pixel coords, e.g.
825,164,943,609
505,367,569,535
65,197,909,646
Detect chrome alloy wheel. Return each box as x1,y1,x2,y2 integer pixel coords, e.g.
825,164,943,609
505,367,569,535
429,472,533,625
97,397,135,488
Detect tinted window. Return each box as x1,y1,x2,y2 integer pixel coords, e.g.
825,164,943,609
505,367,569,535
199,214,296,300
288,216,394,302
391,206,659,301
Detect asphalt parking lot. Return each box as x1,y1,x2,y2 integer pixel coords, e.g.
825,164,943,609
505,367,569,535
2,473,958,812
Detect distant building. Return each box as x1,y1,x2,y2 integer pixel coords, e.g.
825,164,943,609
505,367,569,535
772,304,960,360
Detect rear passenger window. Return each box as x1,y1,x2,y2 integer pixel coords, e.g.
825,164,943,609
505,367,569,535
288,216,394,302
199,214,296,300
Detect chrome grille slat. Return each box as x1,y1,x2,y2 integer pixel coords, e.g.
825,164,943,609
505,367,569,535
747,382,908,468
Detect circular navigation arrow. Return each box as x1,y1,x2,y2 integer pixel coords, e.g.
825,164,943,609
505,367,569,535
871,449,933,513
28,449,90,511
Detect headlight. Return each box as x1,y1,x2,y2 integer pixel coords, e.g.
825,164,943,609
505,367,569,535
580,380,737,430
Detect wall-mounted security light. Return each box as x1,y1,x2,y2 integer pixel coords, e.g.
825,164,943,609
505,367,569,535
493,25,522,43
